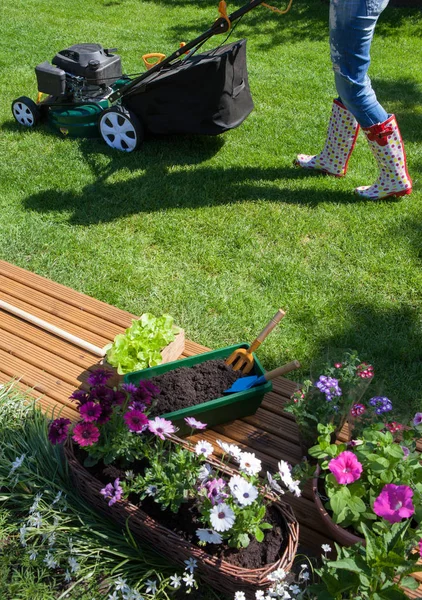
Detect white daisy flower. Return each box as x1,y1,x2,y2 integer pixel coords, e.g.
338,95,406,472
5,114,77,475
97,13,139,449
196,528,223,544
239,452,261,476
278,460,293,485
145,579,157,594
216,439,232,454
146,485,157,497
210,503,236,532
198,463,213,482
321,543,332,553
266,472,283,494
288,480,301,497
194,440,214,458
183,573,195,587
235,592,246,600
170,574,182,588
228,474,245,493
232,479,258,506
184,557,198,573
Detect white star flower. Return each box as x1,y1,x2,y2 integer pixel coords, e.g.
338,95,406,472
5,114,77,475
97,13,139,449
64,570,72,583
68,556,80,573
29,550,38,560
210,503,236,532
9,454,26,474
170,574,182,588
321,543,332,553
145,579,157,594
184,557,198,573
255,592,265,600
183,573,195,587
43,552,58,569
235,592,246,600
289,584,301,595
115,577,129,592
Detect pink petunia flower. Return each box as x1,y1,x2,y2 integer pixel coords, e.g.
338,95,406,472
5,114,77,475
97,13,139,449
328,451,363,485
184,417,207,430
373,484,415,523
413,413,422,427
79,401,102,423
72,422,100,447
419,539,422,558
48,418,71,445
148,417,175,440
123,410,149,432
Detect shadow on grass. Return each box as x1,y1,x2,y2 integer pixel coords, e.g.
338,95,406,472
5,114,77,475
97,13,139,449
309,302,422,419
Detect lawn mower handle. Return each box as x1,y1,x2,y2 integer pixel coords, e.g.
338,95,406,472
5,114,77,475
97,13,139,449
109,0,267,103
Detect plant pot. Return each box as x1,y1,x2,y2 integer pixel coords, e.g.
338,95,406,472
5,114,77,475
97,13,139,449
123,344,272,435
64,438,299,595
100,329,186,388
312,465,364,546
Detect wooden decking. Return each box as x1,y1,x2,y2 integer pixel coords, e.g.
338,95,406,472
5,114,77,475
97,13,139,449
0,259,420,597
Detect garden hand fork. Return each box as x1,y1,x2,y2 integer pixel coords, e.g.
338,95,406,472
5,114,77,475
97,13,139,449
225,309,285,373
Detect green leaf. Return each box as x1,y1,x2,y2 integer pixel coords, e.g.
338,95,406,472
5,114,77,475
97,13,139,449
254,527,264,542
400,576,419,591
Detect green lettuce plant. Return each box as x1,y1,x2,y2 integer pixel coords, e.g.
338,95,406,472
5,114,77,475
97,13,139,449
105,313,180,374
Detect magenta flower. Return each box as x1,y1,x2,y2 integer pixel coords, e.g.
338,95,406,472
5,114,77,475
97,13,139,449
328,451,363,485
123,410,149,432
90,385,115,406
79,401,102,423
121,382,138,395
413,413,422,427
70,389,90,405
351,403,366,417
419,539,422,558
48,418,71,445
87,368,113,386
184,417,207,430
72,422,100,447
373,484,415,523
96,404,112,425
129,400,147,412
148,417,175,440
100,478,123,506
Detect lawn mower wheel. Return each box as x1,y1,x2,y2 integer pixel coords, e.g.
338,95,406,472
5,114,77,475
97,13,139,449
99,106,144,152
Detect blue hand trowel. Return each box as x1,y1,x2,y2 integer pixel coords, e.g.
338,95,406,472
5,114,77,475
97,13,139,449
224,360,301,394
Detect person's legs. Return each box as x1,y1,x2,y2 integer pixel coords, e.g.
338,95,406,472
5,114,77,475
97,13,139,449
330,0,389,127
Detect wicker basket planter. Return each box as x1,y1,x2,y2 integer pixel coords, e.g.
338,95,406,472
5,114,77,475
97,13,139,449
65,438,299,595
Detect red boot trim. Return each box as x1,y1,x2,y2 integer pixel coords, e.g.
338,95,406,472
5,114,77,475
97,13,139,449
363,115,395,146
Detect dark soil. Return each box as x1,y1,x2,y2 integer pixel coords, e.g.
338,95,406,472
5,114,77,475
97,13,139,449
149,359,245,416
81,449,286,571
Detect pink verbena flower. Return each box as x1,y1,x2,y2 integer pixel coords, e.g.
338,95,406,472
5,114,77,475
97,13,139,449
148,417,175,440
351,403,366,417
48,418,71,445
328,451,363,485
72,422,100,447
123,410,148,432
373,484,415,523
184,417,207,430
79,401,102,423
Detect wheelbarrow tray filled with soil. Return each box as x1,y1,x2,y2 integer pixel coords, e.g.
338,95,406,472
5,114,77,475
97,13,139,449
123,344,272,434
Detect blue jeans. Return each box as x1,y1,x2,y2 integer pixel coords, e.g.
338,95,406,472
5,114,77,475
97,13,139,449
329,0,389,127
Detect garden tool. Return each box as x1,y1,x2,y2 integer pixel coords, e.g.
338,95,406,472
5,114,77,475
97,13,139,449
355,115,412,199
225,309,285,373
224,359,301,393
294,99,360,177
0,299,107,357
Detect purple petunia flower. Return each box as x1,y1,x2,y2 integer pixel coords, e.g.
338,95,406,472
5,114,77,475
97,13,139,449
148,417,175,440
373,484,415,523
315,376,342,401
100,478,123,507
184,417,207,430
72,422,100,447
413,413,422,427
48,418,71,445
87,368,113,387
123,410,149,433
369,396,393,415
79,401,102,423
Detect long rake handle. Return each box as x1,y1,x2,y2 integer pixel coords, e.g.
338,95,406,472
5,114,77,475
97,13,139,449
248,309,286,353
0,299,107,357
264,360,301,380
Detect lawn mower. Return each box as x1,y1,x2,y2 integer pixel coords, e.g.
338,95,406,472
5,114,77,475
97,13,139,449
11,0,291,152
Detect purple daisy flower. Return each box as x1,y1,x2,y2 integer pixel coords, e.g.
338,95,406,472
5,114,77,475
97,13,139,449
112,390,126,406
123,410,149,433
90,385,115,406
121,383,138,396
79,401,102,423
87,368,113,387
148,417,175,440
129,400,147,412
184,417,207,430
72,422,100,447
48,418,71,445
100,478,123,506
96,405,112,425
69,389,90,405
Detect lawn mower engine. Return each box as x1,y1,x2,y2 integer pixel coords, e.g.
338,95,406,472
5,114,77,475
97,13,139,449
35,43,123,103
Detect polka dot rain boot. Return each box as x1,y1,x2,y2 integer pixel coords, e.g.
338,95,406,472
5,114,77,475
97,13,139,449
295,99,360,177
355,115,412,200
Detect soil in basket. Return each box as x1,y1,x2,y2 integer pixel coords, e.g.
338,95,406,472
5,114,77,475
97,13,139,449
90,457,286,570
148,359,245,416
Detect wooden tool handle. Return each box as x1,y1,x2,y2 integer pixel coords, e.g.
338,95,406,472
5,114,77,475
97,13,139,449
248,309,286,353
264,360,301,381
0,299,107,357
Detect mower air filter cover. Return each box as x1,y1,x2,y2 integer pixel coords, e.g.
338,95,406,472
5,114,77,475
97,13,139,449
52,43,122,85
35,61,66,96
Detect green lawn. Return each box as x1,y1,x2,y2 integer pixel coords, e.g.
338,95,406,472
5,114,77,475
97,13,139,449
1,0,421,419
